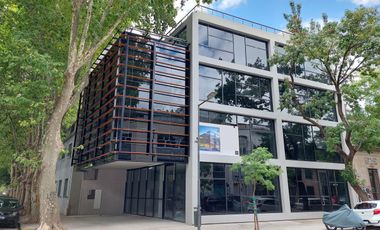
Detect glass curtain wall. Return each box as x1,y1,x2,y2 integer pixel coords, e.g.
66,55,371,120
114,33,190,162
287,167,349,212
279,83,337,121
199,24,269,70
125,163,186,222
74,32,190,166
199,65,272,111
200,110,277,157
200,162,282,215
282,122,342,163
275,44,331,84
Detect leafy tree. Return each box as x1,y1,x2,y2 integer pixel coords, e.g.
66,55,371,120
0,0,214,230
232,147,281,230
270,2,380,201
0,1,62,221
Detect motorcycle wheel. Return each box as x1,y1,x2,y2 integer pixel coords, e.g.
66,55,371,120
324,224,337,230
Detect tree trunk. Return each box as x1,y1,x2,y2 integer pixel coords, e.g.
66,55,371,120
30,169,40,223
346,158,370,202
352,184,370,202
252,182,259,230
37,72,75,230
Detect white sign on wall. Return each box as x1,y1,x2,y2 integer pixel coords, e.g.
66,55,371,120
199,122,239,156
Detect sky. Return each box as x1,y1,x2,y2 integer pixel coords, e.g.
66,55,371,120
174,0,380,30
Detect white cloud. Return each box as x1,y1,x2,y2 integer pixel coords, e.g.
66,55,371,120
217,0,246,10
351,0,380,6
174,0,214,23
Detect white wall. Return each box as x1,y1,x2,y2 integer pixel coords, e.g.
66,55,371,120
77,169,127,215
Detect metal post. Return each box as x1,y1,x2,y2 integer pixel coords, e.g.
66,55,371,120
196,113,201,230
195,92,216,229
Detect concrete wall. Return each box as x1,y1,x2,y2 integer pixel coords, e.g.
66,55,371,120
77,169,127,215
56,134,75,215
353,151,380,202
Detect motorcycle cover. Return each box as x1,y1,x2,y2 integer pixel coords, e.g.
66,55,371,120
323,204,365,228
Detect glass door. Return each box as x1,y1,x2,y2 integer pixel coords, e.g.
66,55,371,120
164,164,175,219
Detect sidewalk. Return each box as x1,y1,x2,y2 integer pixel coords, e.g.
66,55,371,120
15,215,328,230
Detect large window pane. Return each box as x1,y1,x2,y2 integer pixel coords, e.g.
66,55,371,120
233,35,246,65
199,45,234,62
226,165,241,213
208,27,233,41
200,163,281,215
283,121,342,163
288,168,349,212
208,36,233,52
199,76,221,102
246,46,268,70
237,116,277,157
198,24,269,70
199,65,272,111
174,164,186,221
199,24,208,45
201,179,226,214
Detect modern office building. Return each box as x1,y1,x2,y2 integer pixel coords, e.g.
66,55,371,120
56,6,360,225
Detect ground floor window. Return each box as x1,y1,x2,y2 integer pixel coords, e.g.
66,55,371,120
125,163,186,222
200,162,282,215
287,167,350,212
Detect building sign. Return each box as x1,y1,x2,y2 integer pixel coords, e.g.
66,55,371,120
365,157,378,167
199,126,221,151
199,123,239,156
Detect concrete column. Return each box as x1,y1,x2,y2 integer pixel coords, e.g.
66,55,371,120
185,12,200,226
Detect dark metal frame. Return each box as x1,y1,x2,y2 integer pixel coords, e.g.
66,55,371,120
73,31,190,167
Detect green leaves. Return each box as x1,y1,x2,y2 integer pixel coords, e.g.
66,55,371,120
271,3,380,160
341,163,365,187
232,147,282,192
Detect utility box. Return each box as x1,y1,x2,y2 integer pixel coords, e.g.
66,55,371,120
93,189,102,209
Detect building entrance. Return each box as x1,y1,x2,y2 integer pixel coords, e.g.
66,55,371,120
124,163,186,222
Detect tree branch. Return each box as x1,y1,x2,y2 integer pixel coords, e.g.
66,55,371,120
78,0,94,56
336,45,352,83
67,0,83,69
99,0,114,27
335,88,356,158
78,16,123,69
287,63,326,136
340,57,367,84
68,72,89,107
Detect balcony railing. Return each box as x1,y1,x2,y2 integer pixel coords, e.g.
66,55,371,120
167,5,290,37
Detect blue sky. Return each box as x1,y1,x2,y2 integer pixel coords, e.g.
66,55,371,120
176,0,380,30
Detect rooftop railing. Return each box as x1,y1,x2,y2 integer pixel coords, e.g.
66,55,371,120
167,5,290,36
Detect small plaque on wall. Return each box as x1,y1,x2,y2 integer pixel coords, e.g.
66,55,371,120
365,157,378,167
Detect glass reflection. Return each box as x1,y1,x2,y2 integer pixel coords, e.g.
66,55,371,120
287,168,349,212
199,65,272,111
200,163,282,215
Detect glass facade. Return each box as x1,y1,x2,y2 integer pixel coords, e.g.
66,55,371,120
125,163,186,221
279,83,337,121
200,110,277,157
199,24,269,70
275,44,331,84
74,32,190,166
199,65,272,111
283,122,342,163
200,162,282,215
287,167,349,212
